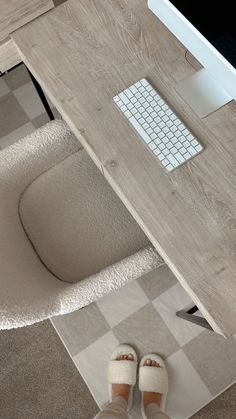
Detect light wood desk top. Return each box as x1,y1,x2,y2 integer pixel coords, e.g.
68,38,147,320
12,0,236,337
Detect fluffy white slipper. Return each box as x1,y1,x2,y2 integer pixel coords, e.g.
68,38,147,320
139,353,168,418
108,344,138,412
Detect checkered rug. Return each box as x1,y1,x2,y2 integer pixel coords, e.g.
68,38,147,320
51,265,236,419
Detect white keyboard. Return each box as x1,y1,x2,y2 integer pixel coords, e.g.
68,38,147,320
113,78,203,172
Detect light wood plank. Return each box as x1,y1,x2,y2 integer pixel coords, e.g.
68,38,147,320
12,0,236,336
0,38,21,73
0,0,54,42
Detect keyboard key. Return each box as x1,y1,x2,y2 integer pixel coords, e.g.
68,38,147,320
162,104,169,111
141,79,149,87
154,138,161,146
188,146,197,156
149,142,156,150
130,85,138,94
124,110,131,118
175,152,185,164
163,158,169,166
196,144,203,152
184,152,191,159
168,154,179,167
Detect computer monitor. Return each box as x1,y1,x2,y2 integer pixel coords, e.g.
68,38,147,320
148,0,236,117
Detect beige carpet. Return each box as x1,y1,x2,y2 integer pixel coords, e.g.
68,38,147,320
192,384,236,418
0,321,98,419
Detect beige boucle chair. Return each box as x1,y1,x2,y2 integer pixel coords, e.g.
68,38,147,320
0,120,163,330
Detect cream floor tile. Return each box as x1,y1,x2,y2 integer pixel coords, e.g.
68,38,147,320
13,81,45,120
73,331,119,407
153,283,203,347
96,280,149,328
0,122,35,149
165,349,212,419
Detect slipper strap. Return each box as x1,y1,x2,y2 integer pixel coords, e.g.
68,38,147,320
108,360,137,385
139,366,168,393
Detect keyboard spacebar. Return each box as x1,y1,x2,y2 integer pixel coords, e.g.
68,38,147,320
129,117,151,144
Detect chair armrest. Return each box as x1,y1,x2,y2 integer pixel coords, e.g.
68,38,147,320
0,120,81,329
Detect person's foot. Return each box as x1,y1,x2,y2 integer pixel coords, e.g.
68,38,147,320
143,359,162,407
112,353,134,402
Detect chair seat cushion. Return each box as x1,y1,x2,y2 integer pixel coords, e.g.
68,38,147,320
19,149,149,283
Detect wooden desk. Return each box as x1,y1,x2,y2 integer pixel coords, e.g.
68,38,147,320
12,0,236,337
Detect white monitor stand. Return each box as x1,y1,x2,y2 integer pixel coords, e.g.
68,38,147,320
176,68,233,118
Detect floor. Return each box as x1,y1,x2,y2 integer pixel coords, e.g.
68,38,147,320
1,63,236,418
51,265,236,419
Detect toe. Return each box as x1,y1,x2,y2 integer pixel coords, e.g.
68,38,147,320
145,359,152,366
128,353,134,360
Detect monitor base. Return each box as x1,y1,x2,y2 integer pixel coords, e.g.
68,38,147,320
176,68,233,118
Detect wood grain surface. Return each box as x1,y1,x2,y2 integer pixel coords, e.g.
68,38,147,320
0,38,21,73
0,0,54,42
12,0,236,336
